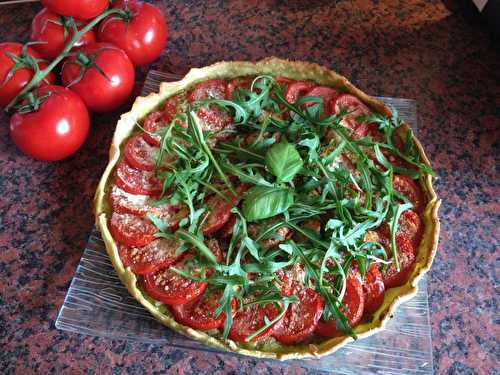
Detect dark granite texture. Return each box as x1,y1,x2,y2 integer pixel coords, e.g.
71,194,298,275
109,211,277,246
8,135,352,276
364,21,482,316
0,0,498,374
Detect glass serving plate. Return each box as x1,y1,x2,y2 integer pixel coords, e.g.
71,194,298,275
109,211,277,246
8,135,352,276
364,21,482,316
56,70,434,374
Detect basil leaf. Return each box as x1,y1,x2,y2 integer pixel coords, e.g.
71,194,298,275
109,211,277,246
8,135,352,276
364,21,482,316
265,139,303,183
242,186,294,221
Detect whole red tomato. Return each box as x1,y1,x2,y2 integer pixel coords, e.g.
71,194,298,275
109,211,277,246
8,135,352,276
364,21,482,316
98,0,167,66
61,43,135,112
41,0,109,20
31,7,96,60
0,42,55,108
10,85,90,161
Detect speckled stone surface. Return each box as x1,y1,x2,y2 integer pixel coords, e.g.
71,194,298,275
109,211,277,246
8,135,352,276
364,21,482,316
0,1,498,374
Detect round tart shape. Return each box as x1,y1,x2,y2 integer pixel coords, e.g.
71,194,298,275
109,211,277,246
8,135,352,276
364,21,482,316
94,58,440,360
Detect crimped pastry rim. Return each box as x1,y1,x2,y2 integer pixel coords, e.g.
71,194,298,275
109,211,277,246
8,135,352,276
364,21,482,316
94,57,440,360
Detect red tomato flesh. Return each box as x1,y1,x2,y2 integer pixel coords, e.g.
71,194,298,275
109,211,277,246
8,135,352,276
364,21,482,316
202,185,248,235
115,159,163,196
119,237,182,275
109,212,157,247
228,301,283,343
142,254,208,305
380,233,416,288
316,272,365,337
170,289,236,331
273,284,324,344
41,0,109,20
393,175,425,213
285,80,314,103
124,134,160,171
362,263,386,314
304,86,339,115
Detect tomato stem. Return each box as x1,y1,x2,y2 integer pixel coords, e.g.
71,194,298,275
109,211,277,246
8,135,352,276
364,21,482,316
5,7,126,112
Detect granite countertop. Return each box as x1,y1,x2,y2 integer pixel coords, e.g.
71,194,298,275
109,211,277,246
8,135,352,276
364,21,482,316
0,1,498,374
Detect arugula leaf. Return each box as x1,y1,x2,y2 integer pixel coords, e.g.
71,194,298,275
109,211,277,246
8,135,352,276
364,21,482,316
242,186,294,221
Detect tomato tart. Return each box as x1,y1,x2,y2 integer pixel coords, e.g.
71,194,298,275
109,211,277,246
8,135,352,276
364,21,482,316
95,58,440,359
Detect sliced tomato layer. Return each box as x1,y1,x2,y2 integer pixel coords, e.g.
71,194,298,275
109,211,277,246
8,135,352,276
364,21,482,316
143,254,208,305
228,301,283,343
393,175,425,213
142,111,164,146
109,212,157,247
188,79,228,102
304,86,339,115
170,289,237,331
109,185,182,219
202,185,248,235
361,263,385,314
285,80,314,103
226,76,255,99
378,209,423,248
119,237,182,275
273,284,324,344
115,159,163,196
315,272,365,337
380,233,416,288
124,134,160,171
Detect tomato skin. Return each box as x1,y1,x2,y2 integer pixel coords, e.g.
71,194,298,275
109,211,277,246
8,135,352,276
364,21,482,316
285,80,314,103
228,301,284,343
380,233,416,288
304,86,339,115
170,289,237,331
31,8,96,60
393,175,425,213
10,85,89,161
378,209,423,248
273,285,324,344
61,43,134,112
98,0,168,66
115,159,163,196
41,0,109,20
0,42,55,108
361,263,385,314
119,237,182,275
109,212,157,247
315,272,365,337
202,184,249,235
143,255,208,305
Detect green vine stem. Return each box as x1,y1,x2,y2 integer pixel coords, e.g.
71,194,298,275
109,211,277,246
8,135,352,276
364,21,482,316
5,7,126,112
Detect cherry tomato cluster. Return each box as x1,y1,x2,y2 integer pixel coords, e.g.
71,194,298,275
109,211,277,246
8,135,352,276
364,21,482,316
0,0,168,161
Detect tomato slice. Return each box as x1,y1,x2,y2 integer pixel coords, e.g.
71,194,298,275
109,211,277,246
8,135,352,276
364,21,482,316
228,300,284,342
333,94,371,118
219,214,237,238
115,159,163,196
315,272,365,337
124,134,160,171
380,233,416,288
304,86,339,115
142,111,164,146
273,284,324,344
202,185,248,235
284,80,314,103
361,263,385,314
393,175,424,213
188,79,228,102
143,253,209,305
119,237,182,275
275,76,294,90
170,288,237,330
110,212,157,247
226,76,255,99
377,209,423,247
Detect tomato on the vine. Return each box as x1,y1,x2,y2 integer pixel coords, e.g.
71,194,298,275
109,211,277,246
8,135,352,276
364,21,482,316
98,0,168,66
0,42,55,108
9,85,89,161
61,43,135,112
41,0,109,20
30,7,96,60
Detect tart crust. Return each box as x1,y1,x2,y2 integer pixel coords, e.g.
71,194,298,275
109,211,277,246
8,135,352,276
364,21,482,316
94,57,440,360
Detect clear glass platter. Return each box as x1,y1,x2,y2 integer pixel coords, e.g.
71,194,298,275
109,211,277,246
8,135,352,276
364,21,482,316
56,70,433,374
